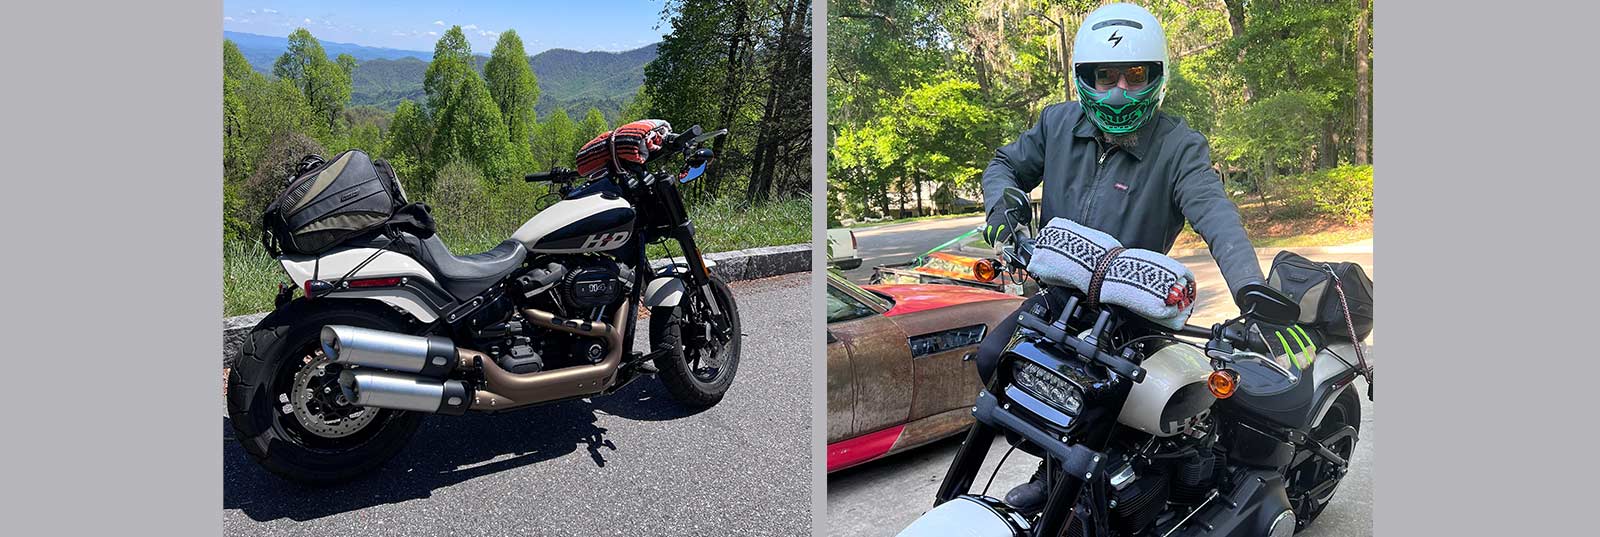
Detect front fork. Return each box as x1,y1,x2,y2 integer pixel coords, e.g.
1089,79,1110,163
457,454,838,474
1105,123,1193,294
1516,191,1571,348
666,220,731,349
933,382,1096,537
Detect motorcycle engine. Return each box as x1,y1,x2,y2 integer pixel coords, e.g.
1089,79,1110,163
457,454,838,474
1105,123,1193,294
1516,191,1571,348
486,255,634,373
562,260,625,310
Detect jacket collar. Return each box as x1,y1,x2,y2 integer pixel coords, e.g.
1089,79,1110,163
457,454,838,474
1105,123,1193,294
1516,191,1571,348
1071,106,1161,160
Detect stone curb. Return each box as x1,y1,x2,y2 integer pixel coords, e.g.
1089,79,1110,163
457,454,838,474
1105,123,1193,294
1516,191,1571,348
221,243,813,367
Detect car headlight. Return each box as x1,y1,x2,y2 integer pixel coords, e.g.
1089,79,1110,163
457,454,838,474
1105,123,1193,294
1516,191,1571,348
1012,361,1084,415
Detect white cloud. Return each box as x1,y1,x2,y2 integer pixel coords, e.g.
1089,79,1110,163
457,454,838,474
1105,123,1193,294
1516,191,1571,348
263,8,278,14
249,9,256,14
304,18,313,24
463,24,478,30
393,30,407,36
427,31,438,36
239,18,251,23
433,20,445,26
479,30,498,38
223,16,234,21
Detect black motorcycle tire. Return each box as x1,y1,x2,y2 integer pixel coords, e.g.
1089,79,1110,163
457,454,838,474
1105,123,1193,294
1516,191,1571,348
650,275,741,407
226,301,425,484
1290,387,1362,530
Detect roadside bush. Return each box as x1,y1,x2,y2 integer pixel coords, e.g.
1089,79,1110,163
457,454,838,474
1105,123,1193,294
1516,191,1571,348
231,132,325,240
427,159,490,240
1301,165,1373,224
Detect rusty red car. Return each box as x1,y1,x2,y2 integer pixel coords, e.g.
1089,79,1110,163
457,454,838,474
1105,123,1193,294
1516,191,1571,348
826,271,1024,472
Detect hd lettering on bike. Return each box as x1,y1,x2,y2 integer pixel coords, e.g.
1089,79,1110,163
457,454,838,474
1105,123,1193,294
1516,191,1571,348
581,231,631,250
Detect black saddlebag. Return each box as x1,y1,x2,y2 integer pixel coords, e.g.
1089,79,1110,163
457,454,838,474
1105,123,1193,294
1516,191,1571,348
260,150,410,256
1266,251,1374,342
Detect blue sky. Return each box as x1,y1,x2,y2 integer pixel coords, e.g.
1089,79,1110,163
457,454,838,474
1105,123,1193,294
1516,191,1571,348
223,0,670,54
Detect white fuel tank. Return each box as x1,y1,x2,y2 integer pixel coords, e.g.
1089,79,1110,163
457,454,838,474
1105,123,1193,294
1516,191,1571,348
1117,342,1216,437
511,193,637,254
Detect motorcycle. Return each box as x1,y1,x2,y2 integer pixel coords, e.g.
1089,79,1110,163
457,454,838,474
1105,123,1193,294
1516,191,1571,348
227,124,741,484
897,188,1374,536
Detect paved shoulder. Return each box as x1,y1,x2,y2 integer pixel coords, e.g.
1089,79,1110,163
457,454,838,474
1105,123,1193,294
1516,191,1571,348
224,273,813,537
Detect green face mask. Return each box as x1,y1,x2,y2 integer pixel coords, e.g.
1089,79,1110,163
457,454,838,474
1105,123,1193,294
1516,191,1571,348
1075,75,1164,135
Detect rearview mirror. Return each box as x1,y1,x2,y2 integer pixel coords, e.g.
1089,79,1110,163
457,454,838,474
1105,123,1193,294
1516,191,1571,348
1236,282,1300,325
1001,187,1032,227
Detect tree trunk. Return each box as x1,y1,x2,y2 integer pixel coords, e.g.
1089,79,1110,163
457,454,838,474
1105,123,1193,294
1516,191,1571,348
710,0,752,194
1223,0,1253,103
1355,0,1371,165
914,177,924,218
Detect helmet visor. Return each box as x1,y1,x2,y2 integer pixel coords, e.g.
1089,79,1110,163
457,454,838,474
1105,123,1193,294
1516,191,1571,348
1076,62,1162,91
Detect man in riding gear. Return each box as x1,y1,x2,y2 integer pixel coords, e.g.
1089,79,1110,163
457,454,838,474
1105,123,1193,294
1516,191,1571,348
975,2,1265,513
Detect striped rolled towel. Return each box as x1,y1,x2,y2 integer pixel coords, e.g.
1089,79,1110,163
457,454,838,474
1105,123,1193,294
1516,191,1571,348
1028,218,1198,330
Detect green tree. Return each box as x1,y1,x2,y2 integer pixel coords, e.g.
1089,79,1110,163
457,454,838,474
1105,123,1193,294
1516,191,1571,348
336,53,357,79
484,30,541,151
619,86,651,124
272,29,351,134
574,107,609,156
385,101,431,162
532,108,577,170
424,26,475,117
435,74,515,181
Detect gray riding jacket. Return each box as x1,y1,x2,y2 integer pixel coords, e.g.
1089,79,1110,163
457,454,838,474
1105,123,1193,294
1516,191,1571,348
982,101,1264,300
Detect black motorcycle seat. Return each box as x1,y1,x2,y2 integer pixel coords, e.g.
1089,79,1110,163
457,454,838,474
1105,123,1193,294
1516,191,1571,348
411,234,527,300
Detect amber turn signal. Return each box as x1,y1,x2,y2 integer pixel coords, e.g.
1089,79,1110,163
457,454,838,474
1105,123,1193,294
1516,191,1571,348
1208,369,1239,399
974,258,1001,282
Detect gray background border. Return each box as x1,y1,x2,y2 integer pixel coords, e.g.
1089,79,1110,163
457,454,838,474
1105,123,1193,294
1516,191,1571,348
0,0,223,534
4,0,1599,534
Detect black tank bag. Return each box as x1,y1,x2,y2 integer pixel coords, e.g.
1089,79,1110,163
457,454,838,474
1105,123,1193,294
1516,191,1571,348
260,150,418,256
1266,250,1374,342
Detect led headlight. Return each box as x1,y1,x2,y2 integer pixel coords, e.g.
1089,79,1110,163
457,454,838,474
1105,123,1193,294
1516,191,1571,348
1012,361,1084,415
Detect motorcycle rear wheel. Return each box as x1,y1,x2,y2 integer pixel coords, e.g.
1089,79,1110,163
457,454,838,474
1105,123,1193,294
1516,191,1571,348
650,275,742,407
1289,387,1362,530
226,301,424,484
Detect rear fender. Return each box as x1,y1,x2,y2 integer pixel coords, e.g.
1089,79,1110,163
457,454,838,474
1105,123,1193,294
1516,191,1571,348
278,249,447,323
1308,342,1369,428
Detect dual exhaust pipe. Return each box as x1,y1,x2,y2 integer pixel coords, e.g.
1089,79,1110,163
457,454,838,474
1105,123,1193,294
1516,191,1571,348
319,302,625,415
321,325,473,415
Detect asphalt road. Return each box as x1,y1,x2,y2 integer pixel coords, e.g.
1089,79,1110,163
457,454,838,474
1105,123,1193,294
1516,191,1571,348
224,273,813,536
840,216,985,282
828,229,1376,536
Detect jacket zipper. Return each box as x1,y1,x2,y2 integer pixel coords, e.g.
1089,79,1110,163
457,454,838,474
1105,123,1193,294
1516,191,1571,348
1084,141,1116,222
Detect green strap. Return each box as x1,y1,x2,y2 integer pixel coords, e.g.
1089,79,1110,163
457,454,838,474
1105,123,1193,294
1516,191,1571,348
919,227,983,264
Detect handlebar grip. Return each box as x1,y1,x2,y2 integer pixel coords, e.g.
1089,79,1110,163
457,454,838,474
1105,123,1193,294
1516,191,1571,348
525,168,576,182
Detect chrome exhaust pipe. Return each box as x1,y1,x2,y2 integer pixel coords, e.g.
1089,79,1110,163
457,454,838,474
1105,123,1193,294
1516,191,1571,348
321,325,457,378
339,370,472,415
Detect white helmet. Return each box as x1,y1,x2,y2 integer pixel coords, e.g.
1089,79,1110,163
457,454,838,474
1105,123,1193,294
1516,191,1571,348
1070,3,1169,134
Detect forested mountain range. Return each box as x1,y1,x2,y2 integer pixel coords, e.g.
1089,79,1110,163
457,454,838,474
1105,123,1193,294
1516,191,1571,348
225,31,654,121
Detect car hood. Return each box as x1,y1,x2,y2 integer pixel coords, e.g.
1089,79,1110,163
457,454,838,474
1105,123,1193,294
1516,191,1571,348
863,283,1021,317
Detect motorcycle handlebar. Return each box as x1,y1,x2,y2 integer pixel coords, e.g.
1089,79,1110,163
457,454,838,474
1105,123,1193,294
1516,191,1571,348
526,168,579,183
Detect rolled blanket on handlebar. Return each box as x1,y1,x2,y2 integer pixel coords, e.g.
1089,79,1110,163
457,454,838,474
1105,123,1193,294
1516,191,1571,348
1028,218,1198,330
575,119,672,179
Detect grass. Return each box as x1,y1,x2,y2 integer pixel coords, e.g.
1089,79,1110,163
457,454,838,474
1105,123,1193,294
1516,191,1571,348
222,195,813,316
1172,199,1372,250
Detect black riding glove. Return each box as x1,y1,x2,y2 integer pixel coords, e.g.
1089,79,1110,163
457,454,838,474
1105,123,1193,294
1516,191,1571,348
983,208,1016,245
1238,319,1324,372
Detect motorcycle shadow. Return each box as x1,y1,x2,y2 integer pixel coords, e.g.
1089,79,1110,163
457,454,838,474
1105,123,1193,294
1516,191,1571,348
223,378,703,522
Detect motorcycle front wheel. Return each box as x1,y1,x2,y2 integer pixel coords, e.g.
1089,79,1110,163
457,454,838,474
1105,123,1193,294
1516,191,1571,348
226,302,424,484
650,275,742,407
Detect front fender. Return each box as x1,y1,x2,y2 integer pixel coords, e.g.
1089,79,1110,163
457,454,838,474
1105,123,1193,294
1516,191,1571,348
645,276,687,308
643,259,719,309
